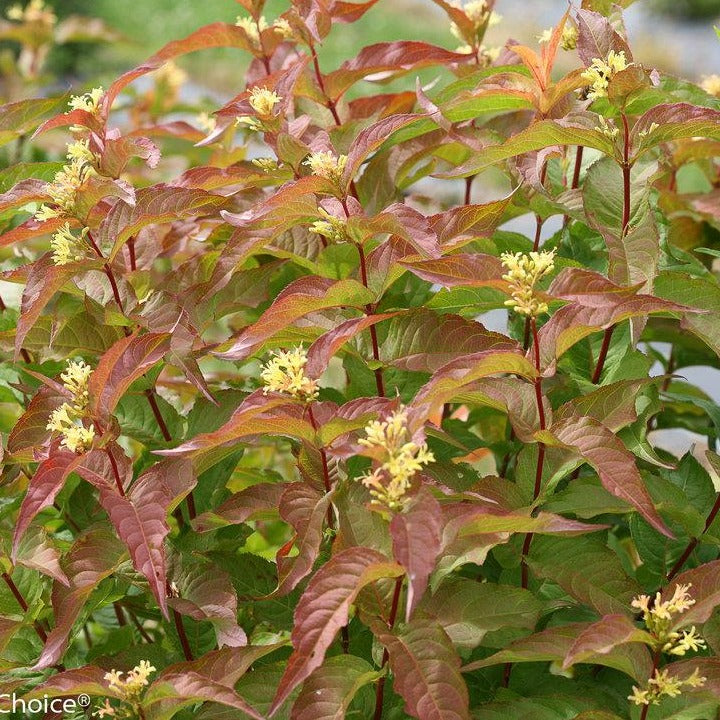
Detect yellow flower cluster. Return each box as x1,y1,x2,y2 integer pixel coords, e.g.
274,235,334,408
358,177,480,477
196,111,217,134
358,408,435,511
154,61,187,95
304,151,348,184
455,44,500,63
34,155,95,221
595,115,619,140
500,249,555,317
632,584,707,656
104,661,156,697
248,87,282,117
34,91,105,220
235,14,268,46
251,157,281,173
309,208,348,242
629,668,706,707
236,13,295,44
261,346,319,401
6,0,56,25
96,661,156,718
66,138,97,165
450,0,502,42
46,359,95,453
273,17,295,40
69,87,105,115
629,584,707,706
50,222,88,266
537,23,578,51
581,50,629,102
700,74,720,97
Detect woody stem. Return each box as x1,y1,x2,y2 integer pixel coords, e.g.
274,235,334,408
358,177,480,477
593,114,631,385
666,492,720,581
520,317,546,589
2,572,48,643
639,650,662,720
86,233,193,515
373,576,403,720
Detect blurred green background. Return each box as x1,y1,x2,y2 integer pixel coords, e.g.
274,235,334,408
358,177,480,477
0,0,717,95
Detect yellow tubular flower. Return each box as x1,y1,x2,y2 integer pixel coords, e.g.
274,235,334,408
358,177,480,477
632,584,707,658
36,153,96,220
248,86,282,117
357,408,434,511
303,152,348,184
50,223,88,266
596,116,619,140
46,359,95,454
69,87,104,115
251,157,281,172
501,249,556,317
308,208,347,242
236,15,267,47
7,0,56,24
629,668,706,706
450,0,501,41
537,28,553,44
261,346,319,401
196,111,217,134
701,74,720,97
538,24,578,51
561,24,578,51
65,139,97,165
103,661,155,699
154,60,187,93
273,17,295,39
61,424,96,453
61,358,92,410
581,50,629,101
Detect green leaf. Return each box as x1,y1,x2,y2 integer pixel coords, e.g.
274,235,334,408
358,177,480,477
290,655,381,720
528,535,642,616
421,577,542,651
441,116,617,178
464,622,652,683
374,616,469,720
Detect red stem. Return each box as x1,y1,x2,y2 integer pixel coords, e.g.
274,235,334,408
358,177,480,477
520,318,547,589
667,492,720,581
591,325,615,385
464,175,474,206
2,571,47,643
256,17,272,75
621,113,631,239
373,576,403,720
563,146,584,228
532,214,543,252
127,608,153,643
144,388,172,443
355,241,385,397
128,237,137,271
307,404,335,527
87,231,124,311
107,448,126,496
593,115,631,385
639,651,662,720
113,602,127,626
172,608,193,661
2,291,33,363
88,233,195,516
310,43,342,125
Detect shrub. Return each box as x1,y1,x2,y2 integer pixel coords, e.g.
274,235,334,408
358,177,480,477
2,1,720,718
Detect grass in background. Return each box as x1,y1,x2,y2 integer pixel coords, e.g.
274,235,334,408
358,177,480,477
64,0,453,97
